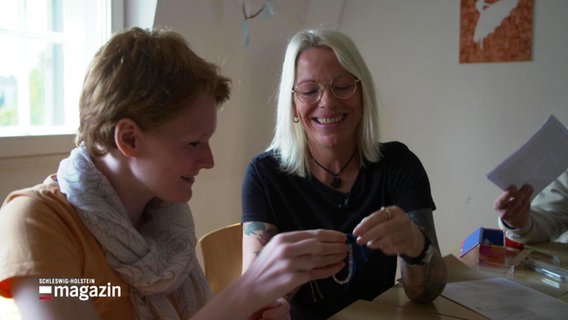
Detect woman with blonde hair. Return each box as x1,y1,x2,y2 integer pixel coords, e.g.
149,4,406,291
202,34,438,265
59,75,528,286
241,28,447,319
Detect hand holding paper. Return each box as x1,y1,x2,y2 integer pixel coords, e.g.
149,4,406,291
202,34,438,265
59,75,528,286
487,115,568,198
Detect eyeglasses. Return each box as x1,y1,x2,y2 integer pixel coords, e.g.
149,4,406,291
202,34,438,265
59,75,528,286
292,75,360,104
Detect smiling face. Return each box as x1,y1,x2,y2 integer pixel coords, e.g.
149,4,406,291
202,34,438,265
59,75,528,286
130,93,217,203
293,47,362,152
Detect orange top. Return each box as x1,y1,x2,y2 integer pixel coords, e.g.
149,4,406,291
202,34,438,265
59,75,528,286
0,176,132,318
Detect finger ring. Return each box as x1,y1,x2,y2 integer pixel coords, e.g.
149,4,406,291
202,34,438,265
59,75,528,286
384,207,392,220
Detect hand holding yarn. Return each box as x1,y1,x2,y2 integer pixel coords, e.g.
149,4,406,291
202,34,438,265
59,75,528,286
352,206,425,258
332,234,367,285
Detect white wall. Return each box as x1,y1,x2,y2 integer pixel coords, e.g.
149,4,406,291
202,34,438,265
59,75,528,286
154,0,568,254
1,1,566,257
338,0,568,254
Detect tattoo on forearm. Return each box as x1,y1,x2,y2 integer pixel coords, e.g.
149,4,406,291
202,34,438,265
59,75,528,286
401,208,447,302
407,209,439,247
244,222,277,257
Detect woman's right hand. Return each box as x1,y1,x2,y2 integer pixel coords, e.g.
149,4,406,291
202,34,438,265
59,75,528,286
493,184,533,229
241,229,347,304
193,229,347,320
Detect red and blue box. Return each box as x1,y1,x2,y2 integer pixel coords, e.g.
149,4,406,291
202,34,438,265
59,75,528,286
459,227,524,267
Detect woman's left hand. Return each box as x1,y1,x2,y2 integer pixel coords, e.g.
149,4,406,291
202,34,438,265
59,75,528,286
352,205,425,258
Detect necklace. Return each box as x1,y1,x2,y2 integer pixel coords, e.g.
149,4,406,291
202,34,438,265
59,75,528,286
332,242,354,284
332,234,367,285
311,150,357,188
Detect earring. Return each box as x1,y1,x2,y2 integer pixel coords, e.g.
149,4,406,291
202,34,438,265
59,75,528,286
293,116,299,123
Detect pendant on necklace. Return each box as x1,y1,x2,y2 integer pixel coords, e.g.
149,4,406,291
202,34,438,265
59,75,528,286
331,176,342,188
311,150,356,190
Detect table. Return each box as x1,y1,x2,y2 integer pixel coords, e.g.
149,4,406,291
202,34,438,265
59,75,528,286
330,243,568,319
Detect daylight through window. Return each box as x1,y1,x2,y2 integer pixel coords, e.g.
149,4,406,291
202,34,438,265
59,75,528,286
0,0,112,137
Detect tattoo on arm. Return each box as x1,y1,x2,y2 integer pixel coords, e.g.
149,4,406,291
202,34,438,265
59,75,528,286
402,208,447,302
244,222,278,257
407,208,439,248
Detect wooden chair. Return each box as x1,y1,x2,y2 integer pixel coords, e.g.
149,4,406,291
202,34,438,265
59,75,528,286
198,223,243,294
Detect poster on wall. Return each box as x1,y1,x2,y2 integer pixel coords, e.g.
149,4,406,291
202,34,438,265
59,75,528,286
459,0,533,63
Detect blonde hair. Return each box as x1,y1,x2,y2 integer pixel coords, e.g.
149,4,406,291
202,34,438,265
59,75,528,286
76,27,231,157
268,29,381,177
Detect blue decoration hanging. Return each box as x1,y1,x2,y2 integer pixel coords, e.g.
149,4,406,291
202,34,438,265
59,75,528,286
241,0,275,47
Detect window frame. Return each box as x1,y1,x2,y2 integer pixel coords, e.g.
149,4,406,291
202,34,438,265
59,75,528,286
0,0,124,159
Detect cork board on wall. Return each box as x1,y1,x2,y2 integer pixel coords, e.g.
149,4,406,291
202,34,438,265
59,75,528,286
460,0,533,63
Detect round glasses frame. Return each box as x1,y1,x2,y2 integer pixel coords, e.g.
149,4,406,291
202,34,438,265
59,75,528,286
292,76,360,104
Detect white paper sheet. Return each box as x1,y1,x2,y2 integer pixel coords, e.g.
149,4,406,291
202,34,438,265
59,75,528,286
486,115,568,197
442,277,568,320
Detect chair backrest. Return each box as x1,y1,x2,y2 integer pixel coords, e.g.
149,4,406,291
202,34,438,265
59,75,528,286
198,223,243,294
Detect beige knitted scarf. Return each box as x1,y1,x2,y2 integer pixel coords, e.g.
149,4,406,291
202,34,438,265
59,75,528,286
57,146,211,319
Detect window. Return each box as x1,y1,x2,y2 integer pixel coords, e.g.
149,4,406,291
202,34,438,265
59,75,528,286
0,0,114,137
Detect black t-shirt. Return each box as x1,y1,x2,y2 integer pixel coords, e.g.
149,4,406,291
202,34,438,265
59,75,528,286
241,141,436,319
